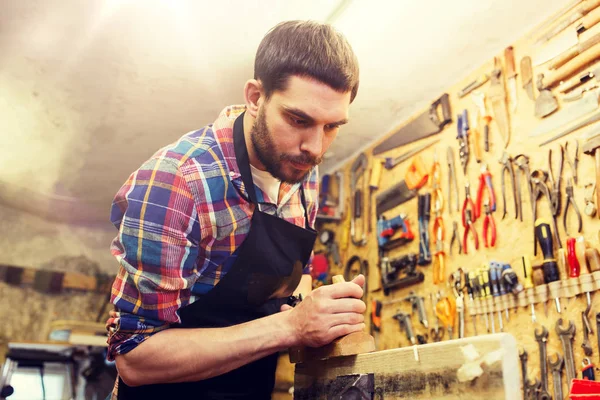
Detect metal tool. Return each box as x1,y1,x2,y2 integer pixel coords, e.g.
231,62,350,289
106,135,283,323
472,91,491,156
521,56,535,101
435,293,456,339
429,292,444,342
482,203,496,248
383,139,440,170
451,269,465,339
350,153,368,246
475,163,497,219
499,152,519,220
373,94,452,155
519,350,529,400
583,133,600,218
464,273,477,336
432,223,445,285
535,0,600,45
479,265,495,334
505,46,518,114
457,110,470,174
470,269,489,332
560,65,600,93
462,185,479,254
565,140,580,184
541,41,600,90
514,155,533,223
489,57,510,147
564,176,583,236
489,263,504,331
556,318,577,384
548,146,564,214
585,183,597,216
404,291,428,329
393,311,416,345
458,74,490,98
447,147,459,214
535,74,559,118
532,173,562,251
540,108,600,146
535,326,551,400
583,306,594,356
417,194,432,265
530,89,599,137
536,219,561,313
544,31,600,69
549,353,564,400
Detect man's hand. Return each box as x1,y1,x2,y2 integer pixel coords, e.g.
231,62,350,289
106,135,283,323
280,275,366,348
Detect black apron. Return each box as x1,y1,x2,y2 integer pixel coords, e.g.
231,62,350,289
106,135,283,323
117,113,317,399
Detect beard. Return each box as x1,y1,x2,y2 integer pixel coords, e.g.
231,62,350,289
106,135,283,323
250,108,322,184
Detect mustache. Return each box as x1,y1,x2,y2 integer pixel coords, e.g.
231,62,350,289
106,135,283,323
280,153,322,166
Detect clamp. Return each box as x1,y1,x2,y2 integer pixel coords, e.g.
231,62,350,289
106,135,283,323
563,176,582,236
482,202,497,248
499,152,519,220
564,140,579,185
475,163,496,219
548,146,564,216
449,221,462,256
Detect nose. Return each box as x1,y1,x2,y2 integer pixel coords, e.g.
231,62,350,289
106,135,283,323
299,127,324,158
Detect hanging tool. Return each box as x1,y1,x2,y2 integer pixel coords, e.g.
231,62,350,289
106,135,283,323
377,214,415,251
482,202,497,248
379,253,424,295
501,263,524,295
556,319,577,385
489,57,510,147
495,262,510,322
535,74,559,118
489,263,504,331
565,140,580,185
559,64,600,93
470,269,489,333
370,300,382,350
479,265,495,334
375,156,428,216
540,29,600,69
446,147,459,214
521,56,535,101
522,255,537,323
531,170,563,252
582,303,594,356
435,293,456,339
549,353,565,400
458,74,490,98
585,183,597,216
563,84,600,101
539,108,600,146
404,291,429,329
456,110,470,175
461,183,479,254
464,272,478,336
548,146,564,214
475,163,497,219
393,311,416,345
536,219,561,313
431,153,444,281
514,154,533,225
535,0,600,45
451,269,466,339
429,292,444,342
472,91,492,155
417,194,432,266
564,176,583,236
383,139,440,170
373,94,452,155
471,95,483,163
350,153,368,246
432,223,445,285
499,152,519,220
449,221,462,256
534,326,551,399
583,133,600,218
505,46,518,114
368,159,383,234
540,41,600,90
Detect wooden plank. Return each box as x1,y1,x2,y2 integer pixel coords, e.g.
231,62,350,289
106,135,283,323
294,333,520,400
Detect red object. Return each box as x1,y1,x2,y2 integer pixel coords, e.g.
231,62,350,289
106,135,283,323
567,237,581,278
462,215,479,255
570,379,600,398
311,253,329,280
461,183,476,227
475,166,497,219
482,205,497,248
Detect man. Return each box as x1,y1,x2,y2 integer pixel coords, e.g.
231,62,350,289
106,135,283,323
106,20,363,399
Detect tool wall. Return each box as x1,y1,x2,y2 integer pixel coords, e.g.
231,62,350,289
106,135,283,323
314,3,600,399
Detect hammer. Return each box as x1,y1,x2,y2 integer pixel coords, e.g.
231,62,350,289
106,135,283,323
583,134,600,219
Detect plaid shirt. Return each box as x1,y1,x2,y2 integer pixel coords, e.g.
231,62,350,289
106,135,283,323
107,105,318,363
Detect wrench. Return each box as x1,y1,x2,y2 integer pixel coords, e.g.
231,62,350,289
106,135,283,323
519,349,529,400
556,318,577,384
534,326,552,400
549,353,564,400
582,310,594,357
525,379,541,400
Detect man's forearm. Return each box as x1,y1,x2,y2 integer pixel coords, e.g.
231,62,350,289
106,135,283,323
116,310,296,387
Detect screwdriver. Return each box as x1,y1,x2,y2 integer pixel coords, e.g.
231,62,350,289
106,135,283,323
495,262,510,321
371,299,382,350
521,255,537,323
488,262,504,331
566,237,591,309
469,270,488,333
479,265,495,334
464,272,478,335
535,219,560,312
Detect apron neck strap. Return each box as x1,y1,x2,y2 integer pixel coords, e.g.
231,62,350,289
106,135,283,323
233,112,311,226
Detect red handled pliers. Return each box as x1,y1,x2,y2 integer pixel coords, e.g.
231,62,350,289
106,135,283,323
461,183,479,254
475,164,496,219
482,202,496,248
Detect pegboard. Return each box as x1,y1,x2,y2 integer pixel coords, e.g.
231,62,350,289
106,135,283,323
314,7,600,399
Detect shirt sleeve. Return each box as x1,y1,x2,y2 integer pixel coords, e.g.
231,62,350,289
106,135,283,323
107,157,200,361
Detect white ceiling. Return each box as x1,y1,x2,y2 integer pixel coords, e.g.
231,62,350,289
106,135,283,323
0,0,568,226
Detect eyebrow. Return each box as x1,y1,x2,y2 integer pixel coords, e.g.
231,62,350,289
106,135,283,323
282,106,349,126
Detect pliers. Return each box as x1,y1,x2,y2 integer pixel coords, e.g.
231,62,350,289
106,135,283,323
432,220,445,285
548,146,564,216
563,176,582,236
499,152,518,220
564,141,579,185
449,221,462,256
462,183,479,254
475,164,496,219
482,202,497,248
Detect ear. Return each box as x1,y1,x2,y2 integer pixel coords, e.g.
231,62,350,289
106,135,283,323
243,79,263,118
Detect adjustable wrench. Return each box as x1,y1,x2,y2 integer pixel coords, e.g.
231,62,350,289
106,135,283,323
556,319,577,384
534,326,552,400
548,353,564,400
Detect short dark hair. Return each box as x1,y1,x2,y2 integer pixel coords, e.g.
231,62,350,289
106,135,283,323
254,20,359,103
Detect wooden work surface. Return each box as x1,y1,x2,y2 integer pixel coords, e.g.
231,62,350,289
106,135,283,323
309,6,600,400
294,333,519,399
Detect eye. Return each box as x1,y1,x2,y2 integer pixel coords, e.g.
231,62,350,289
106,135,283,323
288,115,308,127
325,124,340,132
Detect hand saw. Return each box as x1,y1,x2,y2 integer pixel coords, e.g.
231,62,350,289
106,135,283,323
373,94,451,155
